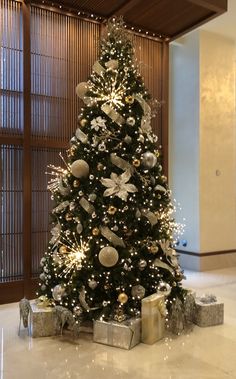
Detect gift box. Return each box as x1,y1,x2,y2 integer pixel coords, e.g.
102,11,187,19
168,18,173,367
29,301,58,338
93,318,141,350
193,295,224,327
141,293,166,344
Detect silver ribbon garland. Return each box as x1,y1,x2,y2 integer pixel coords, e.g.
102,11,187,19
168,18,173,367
134,93,151,115
101,104,125,126
110,153,134,173
153,258,174,275
75,128,88,144
93,60,105,76
141,208,158,226
52,201,70,214
100,226,126,247
79,197,95,215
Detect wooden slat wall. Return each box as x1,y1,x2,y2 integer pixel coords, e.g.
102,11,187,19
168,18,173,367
132,34,163,141
0,0,167,303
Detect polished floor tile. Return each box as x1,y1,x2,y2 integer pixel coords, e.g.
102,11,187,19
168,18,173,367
1,267,236,379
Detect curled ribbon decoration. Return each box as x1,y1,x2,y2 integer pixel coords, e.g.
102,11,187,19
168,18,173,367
75,128,88,144
110,153,134,173
153,258,174,275
100,226,126,247
79,197,95,215
141,208,158,226
101,104,125,126
158,299,167,318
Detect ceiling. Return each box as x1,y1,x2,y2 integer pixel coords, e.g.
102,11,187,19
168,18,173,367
30,0,228,41
201,0,236,41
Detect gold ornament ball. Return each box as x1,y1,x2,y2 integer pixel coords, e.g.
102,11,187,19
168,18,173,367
92,227,100,236
65,213,73,221
59,245,67,254
149,245,159,254
73,179,80,188
118,292,128,304
98,246,119,267
80,118,87,127
132,159,140,167
71,159,89,178
125,95,134,104
107,205,117,215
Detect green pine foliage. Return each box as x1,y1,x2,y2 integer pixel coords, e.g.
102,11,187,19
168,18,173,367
38,17,185,322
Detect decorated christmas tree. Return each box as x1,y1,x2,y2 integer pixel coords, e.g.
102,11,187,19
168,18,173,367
38,18,185,323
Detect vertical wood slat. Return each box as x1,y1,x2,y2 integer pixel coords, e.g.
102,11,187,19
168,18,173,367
161,41,169,177
22,1,32,297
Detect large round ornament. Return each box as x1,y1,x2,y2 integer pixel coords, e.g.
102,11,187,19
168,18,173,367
142,151,157,169
157,281,171,297
131,285,145,299
76,82,89,99
118,292,128,304
71,160,89,178
52,284,66,301
98,246,119,267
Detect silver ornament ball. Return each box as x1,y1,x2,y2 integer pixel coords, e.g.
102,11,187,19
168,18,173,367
157,281,172,297
52,284,66,301
142,151,157,169
88,279,98,290
138,259,147,270
131,285,146,299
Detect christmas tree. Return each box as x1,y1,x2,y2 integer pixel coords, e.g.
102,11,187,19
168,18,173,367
38,18,185,323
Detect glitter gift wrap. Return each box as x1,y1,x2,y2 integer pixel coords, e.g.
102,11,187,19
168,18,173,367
141,293,166,344
29,301,58,338
193,297,224,327
93,318,141,349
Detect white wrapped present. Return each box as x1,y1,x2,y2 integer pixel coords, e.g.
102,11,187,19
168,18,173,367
141,293,166,344
93,318,141,350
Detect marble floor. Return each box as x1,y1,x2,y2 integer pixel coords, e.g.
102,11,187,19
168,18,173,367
1,267,236,379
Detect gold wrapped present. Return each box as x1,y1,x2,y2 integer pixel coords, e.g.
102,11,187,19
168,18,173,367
141,293,166,344
93,318,141,350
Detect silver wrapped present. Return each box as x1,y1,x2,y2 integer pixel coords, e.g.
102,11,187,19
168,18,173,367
29,301,58,338
141,293,166,344
193,294,224,327
93,318,141,350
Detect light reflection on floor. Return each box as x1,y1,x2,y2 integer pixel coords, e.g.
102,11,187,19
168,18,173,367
0,267,236,379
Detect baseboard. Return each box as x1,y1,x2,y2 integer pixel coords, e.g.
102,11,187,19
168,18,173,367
177,249,236,271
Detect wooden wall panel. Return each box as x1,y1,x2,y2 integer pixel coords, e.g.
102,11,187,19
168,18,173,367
30,7,100,142
0,145,23,283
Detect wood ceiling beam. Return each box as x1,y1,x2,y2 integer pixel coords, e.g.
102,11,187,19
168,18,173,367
187,0,227,13
107,0,142,18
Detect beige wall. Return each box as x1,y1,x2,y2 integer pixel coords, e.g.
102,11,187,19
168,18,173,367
169,30,236,270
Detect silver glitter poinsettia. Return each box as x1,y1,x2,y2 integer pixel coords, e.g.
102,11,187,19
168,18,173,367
91,116,107,131
101,170,138,201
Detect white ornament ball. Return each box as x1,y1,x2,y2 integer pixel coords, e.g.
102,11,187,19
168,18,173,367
41,284,46,291
131,285,146,299
88,193,97,202
75,82,89,99
71,159,89,178
98,246,119,267
142,151,157,169
124,135,132,144
52,284,66,301
76,222,83,234
157,281,172,297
